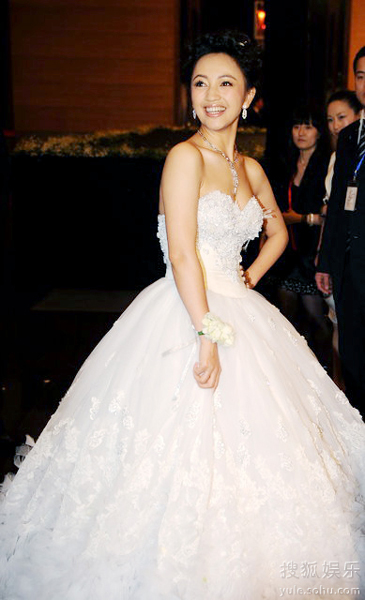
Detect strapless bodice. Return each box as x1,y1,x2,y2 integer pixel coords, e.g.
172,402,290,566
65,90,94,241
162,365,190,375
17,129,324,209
157,190,264,297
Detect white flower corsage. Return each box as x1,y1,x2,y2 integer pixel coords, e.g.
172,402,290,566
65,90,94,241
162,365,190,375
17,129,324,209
196,312,235,347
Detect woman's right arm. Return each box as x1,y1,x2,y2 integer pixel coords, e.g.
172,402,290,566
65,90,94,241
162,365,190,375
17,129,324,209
160,142,221,389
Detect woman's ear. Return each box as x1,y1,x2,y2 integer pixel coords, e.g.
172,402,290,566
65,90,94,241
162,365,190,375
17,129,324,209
243,87,257,111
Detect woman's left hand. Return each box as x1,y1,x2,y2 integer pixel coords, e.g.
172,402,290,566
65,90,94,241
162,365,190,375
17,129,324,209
193,337,221,389
239,266,254,288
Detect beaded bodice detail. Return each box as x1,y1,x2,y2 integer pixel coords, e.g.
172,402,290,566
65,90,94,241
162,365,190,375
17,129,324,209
157,190,264,290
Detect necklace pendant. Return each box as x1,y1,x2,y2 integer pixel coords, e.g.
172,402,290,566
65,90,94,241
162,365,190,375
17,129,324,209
230,165,239,197
197,129,239,197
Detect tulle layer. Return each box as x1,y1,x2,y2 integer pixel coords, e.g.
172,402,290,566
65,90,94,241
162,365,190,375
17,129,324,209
1,278,364,599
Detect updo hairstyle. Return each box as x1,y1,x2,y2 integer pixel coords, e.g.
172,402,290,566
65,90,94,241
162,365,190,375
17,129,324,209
182,31,262,90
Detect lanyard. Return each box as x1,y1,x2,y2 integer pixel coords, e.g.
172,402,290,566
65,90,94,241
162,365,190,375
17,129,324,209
353,153,365,181
357,109,364,145
354,109,365,181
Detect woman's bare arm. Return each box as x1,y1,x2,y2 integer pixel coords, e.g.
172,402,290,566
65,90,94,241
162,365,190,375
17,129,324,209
243,158,289,287
160,142,221,389
283,208,323,226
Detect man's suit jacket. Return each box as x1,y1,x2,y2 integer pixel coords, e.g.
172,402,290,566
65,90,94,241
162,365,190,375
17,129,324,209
318,119,365,302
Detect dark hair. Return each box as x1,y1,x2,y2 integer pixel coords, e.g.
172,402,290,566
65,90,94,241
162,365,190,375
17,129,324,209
326,90,362,114
182,31,262,89
290,105,325,135
286,105,330,173
353,46,365,73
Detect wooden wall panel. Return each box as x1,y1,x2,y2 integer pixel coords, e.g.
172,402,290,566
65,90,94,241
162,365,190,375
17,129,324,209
348,0,365,89
10,0,179,132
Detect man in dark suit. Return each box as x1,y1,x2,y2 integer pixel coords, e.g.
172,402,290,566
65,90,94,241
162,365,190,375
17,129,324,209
316,46,365,413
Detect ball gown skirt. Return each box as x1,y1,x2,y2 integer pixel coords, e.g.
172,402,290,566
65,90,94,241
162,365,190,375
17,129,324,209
0,191,364,599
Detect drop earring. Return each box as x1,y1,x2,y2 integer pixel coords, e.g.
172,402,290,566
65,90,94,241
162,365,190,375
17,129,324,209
192,108,197,120
242,106,247,120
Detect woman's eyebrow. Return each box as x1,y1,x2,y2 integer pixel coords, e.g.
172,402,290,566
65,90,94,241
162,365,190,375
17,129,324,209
218,74,237,80
192,73,238,80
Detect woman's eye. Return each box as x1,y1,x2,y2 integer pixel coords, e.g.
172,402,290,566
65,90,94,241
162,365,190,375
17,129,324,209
194,80,205,87
221,81,232,86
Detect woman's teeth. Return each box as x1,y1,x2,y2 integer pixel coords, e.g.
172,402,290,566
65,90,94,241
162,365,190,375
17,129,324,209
206,106,225,114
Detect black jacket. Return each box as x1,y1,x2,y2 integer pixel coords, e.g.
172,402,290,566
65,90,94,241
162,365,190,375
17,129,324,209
270,148,328,281
318,120,365,301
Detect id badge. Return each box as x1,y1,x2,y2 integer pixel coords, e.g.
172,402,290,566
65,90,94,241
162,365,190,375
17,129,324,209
344,181,358,211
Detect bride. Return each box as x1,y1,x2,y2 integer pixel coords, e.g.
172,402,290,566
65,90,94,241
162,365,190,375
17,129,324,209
1,31,364,600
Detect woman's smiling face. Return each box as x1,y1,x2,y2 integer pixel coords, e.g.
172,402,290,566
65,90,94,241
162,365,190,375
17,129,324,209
327,99,359,139
191,52,251,130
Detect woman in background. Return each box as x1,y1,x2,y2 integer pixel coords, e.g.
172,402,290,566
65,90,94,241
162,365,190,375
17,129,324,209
325,90,362,197
271,107,331,368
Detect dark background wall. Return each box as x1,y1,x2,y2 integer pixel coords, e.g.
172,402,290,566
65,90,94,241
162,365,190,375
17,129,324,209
8,0,179,132
200,0,254,36
348,0,365,89
0,1,13,132
263,0,350,166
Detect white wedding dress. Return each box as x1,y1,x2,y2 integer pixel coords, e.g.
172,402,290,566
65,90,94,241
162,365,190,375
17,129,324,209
1,191,364,600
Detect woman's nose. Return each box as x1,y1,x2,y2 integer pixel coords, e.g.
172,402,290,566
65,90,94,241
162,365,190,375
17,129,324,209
205,85,220,101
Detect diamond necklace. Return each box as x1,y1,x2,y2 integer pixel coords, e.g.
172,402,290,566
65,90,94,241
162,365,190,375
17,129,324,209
197,129,239,198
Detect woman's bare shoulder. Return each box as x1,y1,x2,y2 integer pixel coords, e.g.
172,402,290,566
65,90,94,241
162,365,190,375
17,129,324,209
242,155,267,187
242,155,265,176
165,138,204,165
160,138,204,210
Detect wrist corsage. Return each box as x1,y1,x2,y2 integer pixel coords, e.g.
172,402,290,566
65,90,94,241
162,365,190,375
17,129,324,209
195,312,235,347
